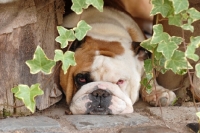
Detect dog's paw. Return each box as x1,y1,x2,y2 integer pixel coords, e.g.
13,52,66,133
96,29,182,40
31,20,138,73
142,88,176,107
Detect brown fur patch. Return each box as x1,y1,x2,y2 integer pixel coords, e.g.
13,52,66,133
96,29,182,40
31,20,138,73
83,36,124,57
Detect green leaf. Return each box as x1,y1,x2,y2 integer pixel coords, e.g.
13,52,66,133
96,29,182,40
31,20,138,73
181,23,194,32
176,69,187,75
140,38,155,53
181,12,189,21
170,0,189,14
157,41,178,59
73,20,92,40
154,55,168,74
54,50,76,74
55,26,76,48
86,0,104,12
170,36,183,45
196,112,200,119
151,0,173,17
71,0,88,14
11,84,44,113
185,44,199,61
141,78,152,94
195,63,200,78
165,50,192,74
168,14,182,26
187,8,200,22
26,46,56,74
190,36,200,48
154,49,163,60
151,24,170,44
11,86,19,94
144,59,153,74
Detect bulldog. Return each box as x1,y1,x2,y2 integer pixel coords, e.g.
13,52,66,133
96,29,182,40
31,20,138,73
60,7,177,115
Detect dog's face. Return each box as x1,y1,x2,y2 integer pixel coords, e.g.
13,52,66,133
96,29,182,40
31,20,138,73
60,36,148,115
60,7,147,115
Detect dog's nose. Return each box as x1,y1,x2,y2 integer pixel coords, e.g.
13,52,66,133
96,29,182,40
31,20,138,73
92,89,110,98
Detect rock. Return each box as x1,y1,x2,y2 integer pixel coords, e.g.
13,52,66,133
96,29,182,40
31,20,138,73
0,116,60,131
65,113,149,130
120,126,176,133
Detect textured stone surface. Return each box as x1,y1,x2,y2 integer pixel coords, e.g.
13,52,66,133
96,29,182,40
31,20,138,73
0,116,60,131
147,106,198,121
120,126,177,133
65,113,150,130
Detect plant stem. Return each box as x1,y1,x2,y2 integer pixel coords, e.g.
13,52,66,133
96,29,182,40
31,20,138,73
181,28,198,112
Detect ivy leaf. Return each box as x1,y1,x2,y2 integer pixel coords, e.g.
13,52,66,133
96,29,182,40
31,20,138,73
73,20,92,40
181,23,194,32
196,112,200,119
26,46,56,74
158,57,168,74
151,24,170,44
86,0,104,12
141,78,152,94
187,8,200,22
170,36,183,45
11,84,44,113
185,44,199,61
195,63,200,78
157,41,178,59
12,86,19,94
176,69,187,75
55,26,76,48
140,38,155,53
144,59,153,74
168,14,182,26
165,50,192,74
181,12,189,21
151,0,173,17
141,59,154,94
170,0,189,14
54,50,76,74
190,36,200,48
71,0,88,14
154,49,163,60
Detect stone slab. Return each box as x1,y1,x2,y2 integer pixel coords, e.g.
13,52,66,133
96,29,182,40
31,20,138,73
0,116,60,131
120,126,177,133
65,113,149,130
147,107,199,122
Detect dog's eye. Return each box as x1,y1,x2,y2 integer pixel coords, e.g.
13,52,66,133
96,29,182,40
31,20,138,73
78,77,86,83
76,73,87,84
116,79,124,85
75,73,93,88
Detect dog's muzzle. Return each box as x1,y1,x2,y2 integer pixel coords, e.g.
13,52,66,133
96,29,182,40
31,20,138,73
69,82,133,115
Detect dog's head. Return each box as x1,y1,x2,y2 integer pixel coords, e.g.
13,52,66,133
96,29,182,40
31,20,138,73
60,7,149,115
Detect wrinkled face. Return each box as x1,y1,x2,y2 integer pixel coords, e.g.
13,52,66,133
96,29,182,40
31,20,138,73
66,37,144,115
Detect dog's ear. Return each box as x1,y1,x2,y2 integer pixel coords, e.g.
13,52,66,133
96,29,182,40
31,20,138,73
60,67,77,105
132,41,151,60
69,38,86,52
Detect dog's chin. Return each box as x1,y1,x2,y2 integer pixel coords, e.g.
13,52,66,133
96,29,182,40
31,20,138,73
87,107,112,115
69,81,134,115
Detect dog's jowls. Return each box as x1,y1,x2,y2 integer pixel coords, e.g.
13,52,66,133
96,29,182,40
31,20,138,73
60,7,176,115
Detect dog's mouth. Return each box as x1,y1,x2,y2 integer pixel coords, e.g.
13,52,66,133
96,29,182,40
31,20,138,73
69,81,133,115
88,105,111,115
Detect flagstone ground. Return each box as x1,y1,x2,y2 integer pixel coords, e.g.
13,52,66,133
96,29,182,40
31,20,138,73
0,99,197,133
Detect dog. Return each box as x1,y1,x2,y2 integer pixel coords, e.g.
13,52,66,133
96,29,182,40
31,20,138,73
60,7,176,115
